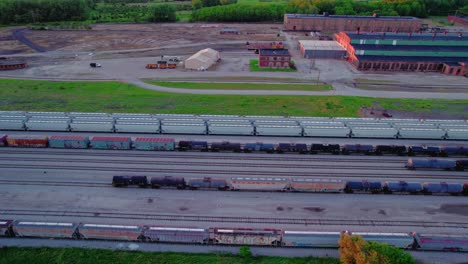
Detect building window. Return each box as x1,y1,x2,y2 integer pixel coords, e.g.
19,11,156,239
274,57,277,61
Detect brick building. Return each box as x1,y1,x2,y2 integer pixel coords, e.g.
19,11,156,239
284,13,422,33
258,49,291,68
335,32,468,76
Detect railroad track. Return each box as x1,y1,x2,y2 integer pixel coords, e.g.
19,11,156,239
0,179,108,188
0,157,405,170
0,164,465,180
0,148,413,162
1,209,467,229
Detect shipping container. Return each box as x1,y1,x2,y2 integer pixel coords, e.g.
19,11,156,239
48,135,90,149
383,181,423,194
351,232,415,249
345,181,382,193
422,182,463,195
134,137,175,151
0,120,25,130
12,221,78,239
70,121,114,132
208,124,254,135
114,122,159,134
187,177,228,190
230,177,289,191
310,144,340,154
255,125,303,137
342,144,374,154
210,142,242,152
78,224,143,241
415,234,468,252
406,159,459,170
303,126,351,137
276,143,308,154
178,141,208,151
151,176,186,189
143,227,210,244
6,135,48,148
282,231,341,247
90,136,131,150
0,220,13,236
290,178,345,193
212,228,281,246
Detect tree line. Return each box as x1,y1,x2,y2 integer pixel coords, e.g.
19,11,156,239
0,0,180,24
192,3,286,22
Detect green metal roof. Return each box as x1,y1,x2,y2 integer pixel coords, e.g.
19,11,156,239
350,39,468,46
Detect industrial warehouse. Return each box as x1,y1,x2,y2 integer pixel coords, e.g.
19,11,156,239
335,32,468,75
283,13,422,33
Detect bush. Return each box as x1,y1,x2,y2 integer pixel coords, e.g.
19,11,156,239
239,246,252,258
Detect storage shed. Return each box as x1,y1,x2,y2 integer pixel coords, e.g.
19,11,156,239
184,48,220,71
298,40,347,59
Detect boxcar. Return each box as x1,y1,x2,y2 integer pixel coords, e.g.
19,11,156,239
276,143,308,154
344,181,382,193
310,144,340,154
210,142,241,152
112,176,148,187
78,224,143,241
422,182,463,195
408,146,440,156
212,228,281,246
282,231,341,247
290,178,345,193
143,227,210,244
134,137,175,151
151,176,186,189
90,136,131,150
405,159,459,170
414,234,468,252
342,144,374,155
6,135,48,148
48,135,90,149
351,232,415,249
0,220,13,236
230,177,289,191
187,177,228,190
383,181,423,194
12,221,78,239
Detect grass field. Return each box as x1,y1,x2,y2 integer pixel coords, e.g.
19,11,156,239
144,81,332,91
0,247,340,264
250,59,297,72
0,79,467,118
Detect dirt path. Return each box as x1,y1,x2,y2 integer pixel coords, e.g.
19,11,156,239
12,28,47,53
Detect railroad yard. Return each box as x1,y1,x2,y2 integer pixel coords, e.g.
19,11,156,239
1,2,468,263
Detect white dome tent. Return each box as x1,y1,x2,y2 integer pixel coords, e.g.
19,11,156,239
184,48,220,71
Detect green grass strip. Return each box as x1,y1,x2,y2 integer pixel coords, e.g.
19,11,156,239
0,247,340,264
145,81,331,91
0,79,467,118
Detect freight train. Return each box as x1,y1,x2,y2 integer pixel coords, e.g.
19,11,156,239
1,219,467,252
1,134,468,157
112,176,468,196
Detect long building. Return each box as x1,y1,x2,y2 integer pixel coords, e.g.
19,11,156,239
335,32,468,76
284,13,422,33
